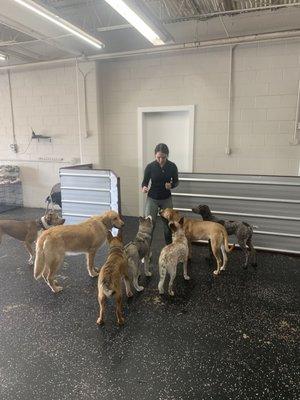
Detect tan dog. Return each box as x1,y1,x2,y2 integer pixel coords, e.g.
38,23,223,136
158,218,189,296
160,208,234,276
97,230,133,326
0,210,65,265
34,210,124,293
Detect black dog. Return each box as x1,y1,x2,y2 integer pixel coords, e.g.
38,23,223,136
192,204,257,269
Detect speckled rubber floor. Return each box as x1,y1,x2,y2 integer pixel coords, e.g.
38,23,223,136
0,208,299,400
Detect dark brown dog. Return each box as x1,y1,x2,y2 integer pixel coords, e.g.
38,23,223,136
0,210,65,265
97,230,133,326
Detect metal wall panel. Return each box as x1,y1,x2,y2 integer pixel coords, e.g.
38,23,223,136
172,173,300,255
60,167,120,228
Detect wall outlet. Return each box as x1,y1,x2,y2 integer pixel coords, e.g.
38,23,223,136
225,147,231,155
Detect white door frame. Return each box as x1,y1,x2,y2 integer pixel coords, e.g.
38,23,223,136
137,105,195,215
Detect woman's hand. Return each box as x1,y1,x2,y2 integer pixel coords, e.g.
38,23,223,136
165,182,172,190
142,186,149,193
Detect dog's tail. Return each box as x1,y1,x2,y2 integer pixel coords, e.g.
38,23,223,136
34,235,46,280
222,230,235,253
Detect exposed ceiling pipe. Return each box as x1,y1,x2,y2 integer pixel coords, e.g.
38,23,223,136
162,3,300,23
290,79,300,145
1,28,300,70
75,58,84,164
225,45,234,157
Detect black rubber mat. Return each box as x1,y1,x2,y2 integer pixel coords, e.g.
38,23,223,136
0,208,299,400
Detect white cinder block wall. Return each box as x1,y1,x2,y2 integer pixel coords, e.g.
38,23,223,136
0,40,300,215
0,61,101,207
99,40,300,216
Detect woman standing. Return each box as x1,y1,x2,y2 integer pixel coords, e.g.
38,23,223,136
141,143,179,245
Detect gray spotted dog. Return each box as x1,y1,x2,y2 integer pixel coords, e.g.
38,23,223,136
158,217,189,296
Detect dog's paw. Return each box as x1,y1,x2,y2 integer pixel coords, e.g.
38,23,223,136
96,318,104,325
28,259,34,266
126,291,133,297
158,286,164,294
136,286,144,292
52,285,63,293
117,318,125,326
220,266,226,271
89,269,99,277
213,270,220,276
145,271,152,277
184,275,190,280
168,289,175,296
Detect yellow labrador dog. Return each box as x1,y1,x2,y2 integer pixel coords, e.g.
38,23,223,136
160,208,234,276
34,210,124,293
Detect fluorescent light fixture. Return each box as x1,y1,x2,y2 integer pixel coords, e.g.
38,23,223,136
0,53,8,61
104,0,165,45
13,0,104,49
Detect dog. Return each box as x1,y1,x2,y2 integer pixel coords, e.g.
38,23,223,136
192,204,257,268
0,210,65,265
46,183,61,210
158,217,189,296
97,230,133,326
124,216,153,292
34,210,124,293
159,208,234,276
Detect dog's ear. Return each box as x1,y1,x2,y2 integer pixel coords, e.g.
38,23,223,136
169,222,177,232
179,217,184,226
107,231,113,242
139,216,145,223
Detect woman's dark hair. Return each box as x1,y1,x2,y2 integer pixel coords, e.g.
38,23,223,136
154,143,169,156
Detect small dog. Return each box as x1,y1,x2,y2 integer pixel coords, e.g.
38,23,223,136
124,216,153,292
159,208,234,276
34,210,124,293
192,204,257,268
158,218,189,296
97,230,133,326
0,210,65,265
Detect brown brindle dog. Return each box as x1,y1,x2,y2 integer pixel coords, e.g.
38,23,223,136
0,210,65,265
34,210,124,293
159,208,234,276
97,230,133,326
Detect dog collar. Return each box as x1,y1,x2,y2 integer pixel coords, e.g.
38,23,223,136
39,216,51,230
109,246,124,254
